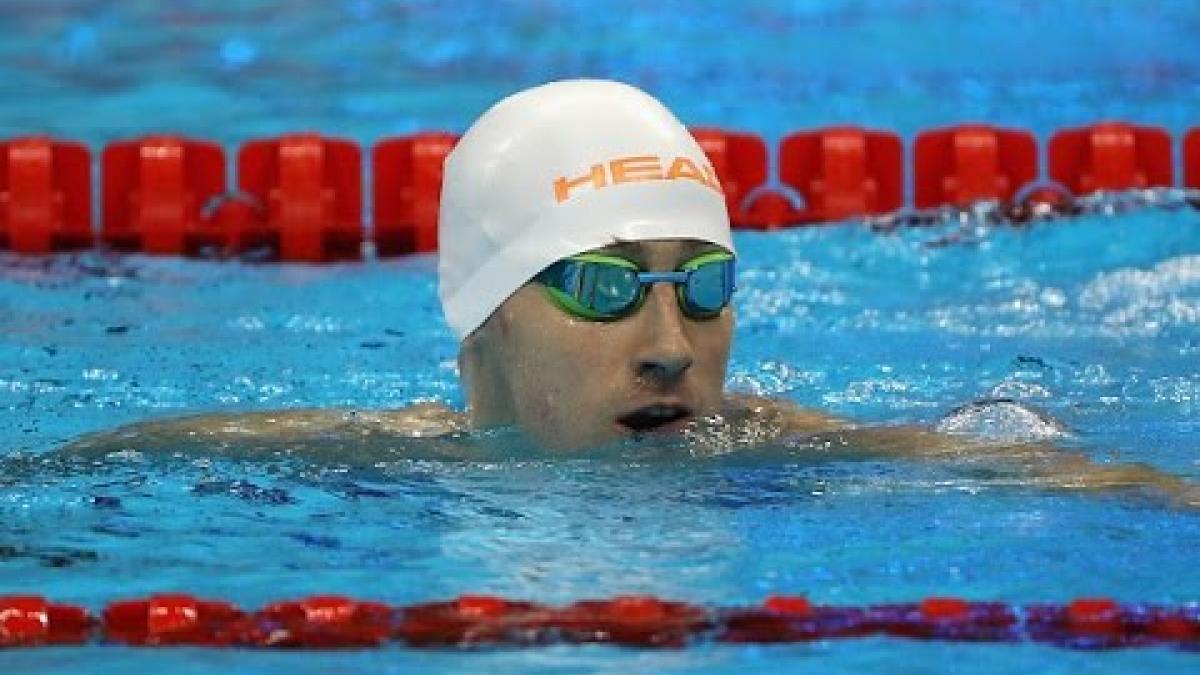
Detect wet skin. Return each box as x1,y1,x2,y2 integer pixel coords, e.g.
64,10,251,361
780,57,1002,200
458,238,735,449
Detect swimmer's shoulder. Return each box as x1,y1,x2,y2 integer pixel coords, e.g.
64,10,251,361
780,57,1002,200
61,403,469,458
132,402,466,438
721,393,971,456
721,393,849,434
347,403,469,437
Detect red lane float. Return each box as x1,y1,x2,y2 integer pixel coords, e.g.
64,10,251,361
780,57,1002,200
372,132,458,255
779,126,904,224
552,595,712,648
1024,598,1199,650
1185,127,1200,190
868,598,1018,643
240,595,395,648
237,133,364,262
718,595,1014,644
395,594,711,648
0,595,92,646
1049,122,1174,196
0,137,92,253
691,127,798,229
396,594,552,647
914,125,1038,208
102,135,227,255
718,595,873,643
103,593,245,646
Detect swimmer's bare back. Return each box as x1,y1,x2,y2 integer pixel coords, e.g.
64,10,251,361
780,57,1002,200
58,395,1200,508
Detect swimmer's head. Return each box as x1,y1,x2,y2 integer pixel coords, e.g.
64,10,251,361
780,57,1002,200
438,79,734,449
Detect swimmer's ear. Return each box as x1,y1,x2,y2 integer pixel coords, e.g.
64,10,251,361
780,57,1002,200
457,321,517,426
457,337,482,418
458,321,500,396
458,331,482,389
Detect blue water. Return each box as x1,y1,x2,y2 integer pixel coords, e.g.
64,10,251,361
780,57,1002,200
2,1,1200,672
3,1,1199,148
2,216,1199,672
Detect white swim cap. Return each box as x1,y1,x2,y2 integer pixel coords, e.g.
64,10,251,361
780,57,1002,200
437,79,733,339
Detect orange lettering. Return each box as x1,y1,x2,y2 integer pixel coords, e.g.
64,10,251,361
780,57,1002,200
553,155,724,203
665,156,706,184
702,163,723,193
554,163,607,203
610,155,663,184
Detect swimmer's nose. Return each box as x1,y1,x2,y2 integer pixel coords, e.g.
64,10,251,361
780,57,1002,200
633,284,694,385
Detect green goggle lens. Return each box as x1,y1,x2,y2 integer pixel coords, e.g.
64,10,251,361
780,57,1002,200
537,250,735,321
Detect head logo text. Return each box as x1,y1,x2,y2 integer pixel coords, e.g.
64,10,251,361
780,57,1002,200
553,155,723,203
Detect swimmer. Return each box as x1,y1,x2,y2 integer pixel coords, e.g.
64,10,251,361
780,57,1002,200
63,80,1199,506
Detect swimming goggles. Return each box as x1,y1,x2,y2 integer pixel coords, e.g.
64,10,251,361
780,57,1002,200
535,250,736,321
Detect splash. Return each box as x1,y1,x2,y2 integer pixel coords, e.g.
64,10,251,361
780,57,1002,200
935,398,1070,443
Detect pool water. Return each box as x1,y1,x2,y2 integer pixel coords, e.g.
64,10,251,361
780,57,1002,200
2,211,1199,672
2,0,1200,672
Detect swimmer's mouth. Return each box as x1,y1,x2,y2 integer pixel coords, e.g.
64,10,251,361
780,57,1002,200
616,404,693,434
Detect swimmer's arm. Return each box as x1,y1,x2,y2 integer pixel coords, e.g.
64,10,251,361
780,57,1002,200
801,423,1200,508
733,395,1199,507
60,403,466,457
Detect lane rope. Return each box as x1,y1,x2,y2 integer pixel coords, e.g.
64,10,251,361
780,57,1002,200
2,593,1197,651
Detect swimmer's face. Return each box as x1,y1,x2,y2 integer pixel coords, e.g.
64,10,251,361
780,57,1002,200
460,239,733,449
